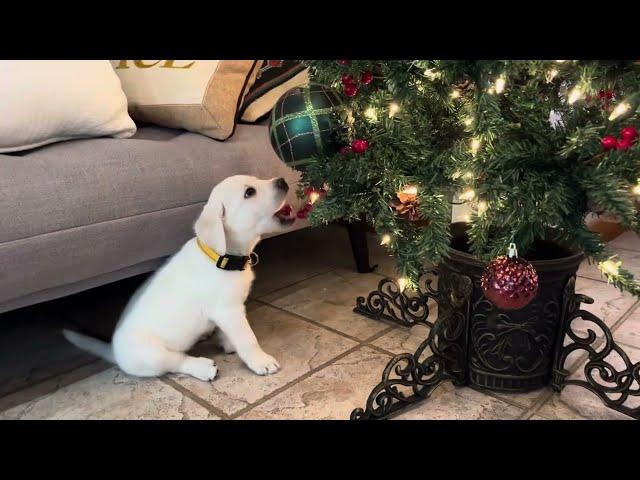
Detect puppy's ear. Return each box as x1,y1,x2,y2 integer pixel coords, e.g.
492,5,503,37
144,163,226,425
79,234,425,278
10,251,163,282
195,196,226,254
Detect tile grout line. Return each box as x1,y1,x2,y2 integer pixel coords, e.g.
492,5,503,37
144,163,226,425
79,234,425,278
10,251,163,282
252,298,371,344
468,385,544,412
224,306,396,419
228,343,371,419
519,389,555,419
520,299,640,419
160,376,231,420
250,269,334,302
0,358,107,413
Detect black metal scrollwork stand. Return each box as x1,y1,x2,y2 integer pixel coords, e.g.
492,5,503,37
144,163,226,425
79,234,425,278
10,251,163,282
351,272,640,420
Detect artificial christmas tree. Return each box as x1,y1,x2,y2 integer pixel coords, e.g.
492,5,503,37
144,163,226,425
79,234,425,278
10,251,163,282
301,60,640,294
296,60,640,419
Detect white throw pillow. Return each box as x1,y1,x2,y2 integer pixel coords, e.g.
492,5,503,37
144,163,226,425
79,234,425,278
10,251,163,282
0,60,136,153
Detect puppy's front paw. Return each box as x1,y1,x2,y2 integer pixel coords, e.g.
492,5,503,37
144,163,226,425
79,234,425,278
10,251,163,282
246,350,280,376
185,357,218,382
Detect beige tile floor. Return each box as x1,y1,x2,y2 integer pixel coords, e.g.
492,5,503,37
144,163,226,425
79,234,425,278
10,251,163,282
0,225,638,420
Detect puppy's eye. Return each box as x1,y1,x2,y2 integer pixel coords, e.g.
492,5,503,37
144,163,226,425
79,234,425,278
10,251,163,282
244,187,256,198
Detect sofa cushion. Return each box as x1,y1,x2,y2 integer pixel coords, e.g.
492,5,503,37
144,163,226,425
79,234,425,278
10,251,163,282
0,124,302,244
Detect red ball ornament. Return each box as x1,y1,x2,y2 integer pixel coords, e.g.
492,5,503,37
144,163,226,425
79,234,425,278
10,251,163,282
344,83,358,97
617,138,632,151
620,126,638,142
601,135,619,151
351,139,369,153
337,60,350,65
360,71,373,85
481,243,539,310
341,73,356,86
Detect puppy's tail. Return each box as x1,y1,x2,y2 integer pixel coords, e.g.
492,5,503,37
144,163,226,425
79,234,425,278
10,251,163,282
62,329,115,364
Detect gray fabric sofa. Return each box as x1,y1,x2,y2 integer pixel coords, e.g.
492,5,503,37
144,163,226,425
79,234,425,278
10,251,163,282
0,123,307,314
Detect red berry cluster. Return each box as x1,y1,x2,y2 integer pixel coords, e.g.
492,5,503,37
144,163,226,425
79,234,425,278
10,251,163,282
340,139,369,155
598,89,615,101
337,61,373,97
601,126,639,152
296,187,327,219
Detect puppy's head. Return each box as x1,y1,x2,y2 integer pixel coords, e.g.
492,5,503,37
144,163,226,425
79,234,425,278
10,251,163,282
194,175,295,254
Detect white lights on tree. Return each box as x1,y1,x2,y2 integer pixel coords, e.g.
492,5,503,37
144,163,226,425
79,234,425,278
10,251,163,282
460,189,476,201
568,86,584,104
609,102,630,121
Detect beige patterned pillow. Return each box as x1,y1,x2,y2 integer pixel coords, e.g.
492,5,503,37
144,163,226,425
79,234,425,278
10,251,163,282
112,60,260,140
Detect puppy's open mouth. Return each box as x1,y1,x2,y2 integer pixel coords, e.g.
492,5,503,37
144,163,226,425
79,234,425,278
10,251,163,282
274,203,295,225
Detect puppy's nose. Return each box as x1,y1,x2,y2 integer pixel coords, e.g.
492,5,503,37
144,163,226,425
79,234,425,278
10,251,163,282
274,177,289,192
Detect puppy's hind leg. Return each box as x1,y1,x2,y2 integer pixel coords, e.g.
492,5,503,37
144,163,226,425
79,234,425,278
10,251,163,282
116,335,218,382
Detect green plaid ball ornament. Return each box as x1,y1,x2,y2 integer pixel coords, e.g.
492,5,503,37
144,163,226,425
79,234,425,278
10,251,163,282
269,83,343,171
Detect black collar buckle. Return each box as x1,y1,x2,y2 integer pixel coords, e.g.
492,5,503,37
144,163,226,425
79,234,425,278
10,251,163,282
216,254,251,271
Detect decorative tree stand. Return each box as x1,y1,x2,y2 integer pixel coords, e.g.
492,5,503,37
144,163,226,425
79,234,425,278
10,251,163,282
350,226,640,420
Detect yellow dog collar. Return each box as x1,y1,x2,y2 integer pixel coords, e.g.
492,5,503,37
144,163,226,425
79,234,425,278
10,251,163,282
196,238,256,271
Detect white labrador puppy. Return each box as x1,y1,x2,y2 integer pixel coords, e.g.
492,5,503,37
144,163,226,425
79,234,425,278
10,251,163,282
63,175,296,381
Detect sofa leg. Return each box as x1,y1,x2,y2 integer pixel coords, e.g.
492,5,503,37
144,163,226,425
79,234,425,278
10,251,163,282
345,220,377,273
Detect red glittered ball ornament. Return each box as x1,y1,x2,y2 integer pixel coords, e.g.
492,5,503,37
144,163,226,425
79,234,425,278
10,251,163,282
620,126,638,142
481,243,539,310
360,71,373,85
601,135,619,151
344,83,358,97
351,139,369,153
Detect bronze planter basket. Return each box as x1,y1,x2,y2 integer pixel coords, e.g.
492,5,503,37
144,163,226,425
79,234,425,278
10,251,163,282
442,222,583,392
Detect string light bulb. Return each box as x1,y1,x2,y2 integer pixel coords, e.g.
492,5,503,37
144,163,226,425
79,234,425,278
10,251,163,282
495,75,506,94
609,102,630,121
487,86,496,95
568,86,584,104
599,259,622,279
632,182,640,196
464,117,474,127
460,189,476,201
477,200,488,215
451,89,461,99
389,102,400,117
364,107,378,122
402,185,418,195
470,138,481,155
309,192,320,204
546,68,559,83
397,277,408,292
424,68,439,80
463,171,474,180
380,234,391,246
